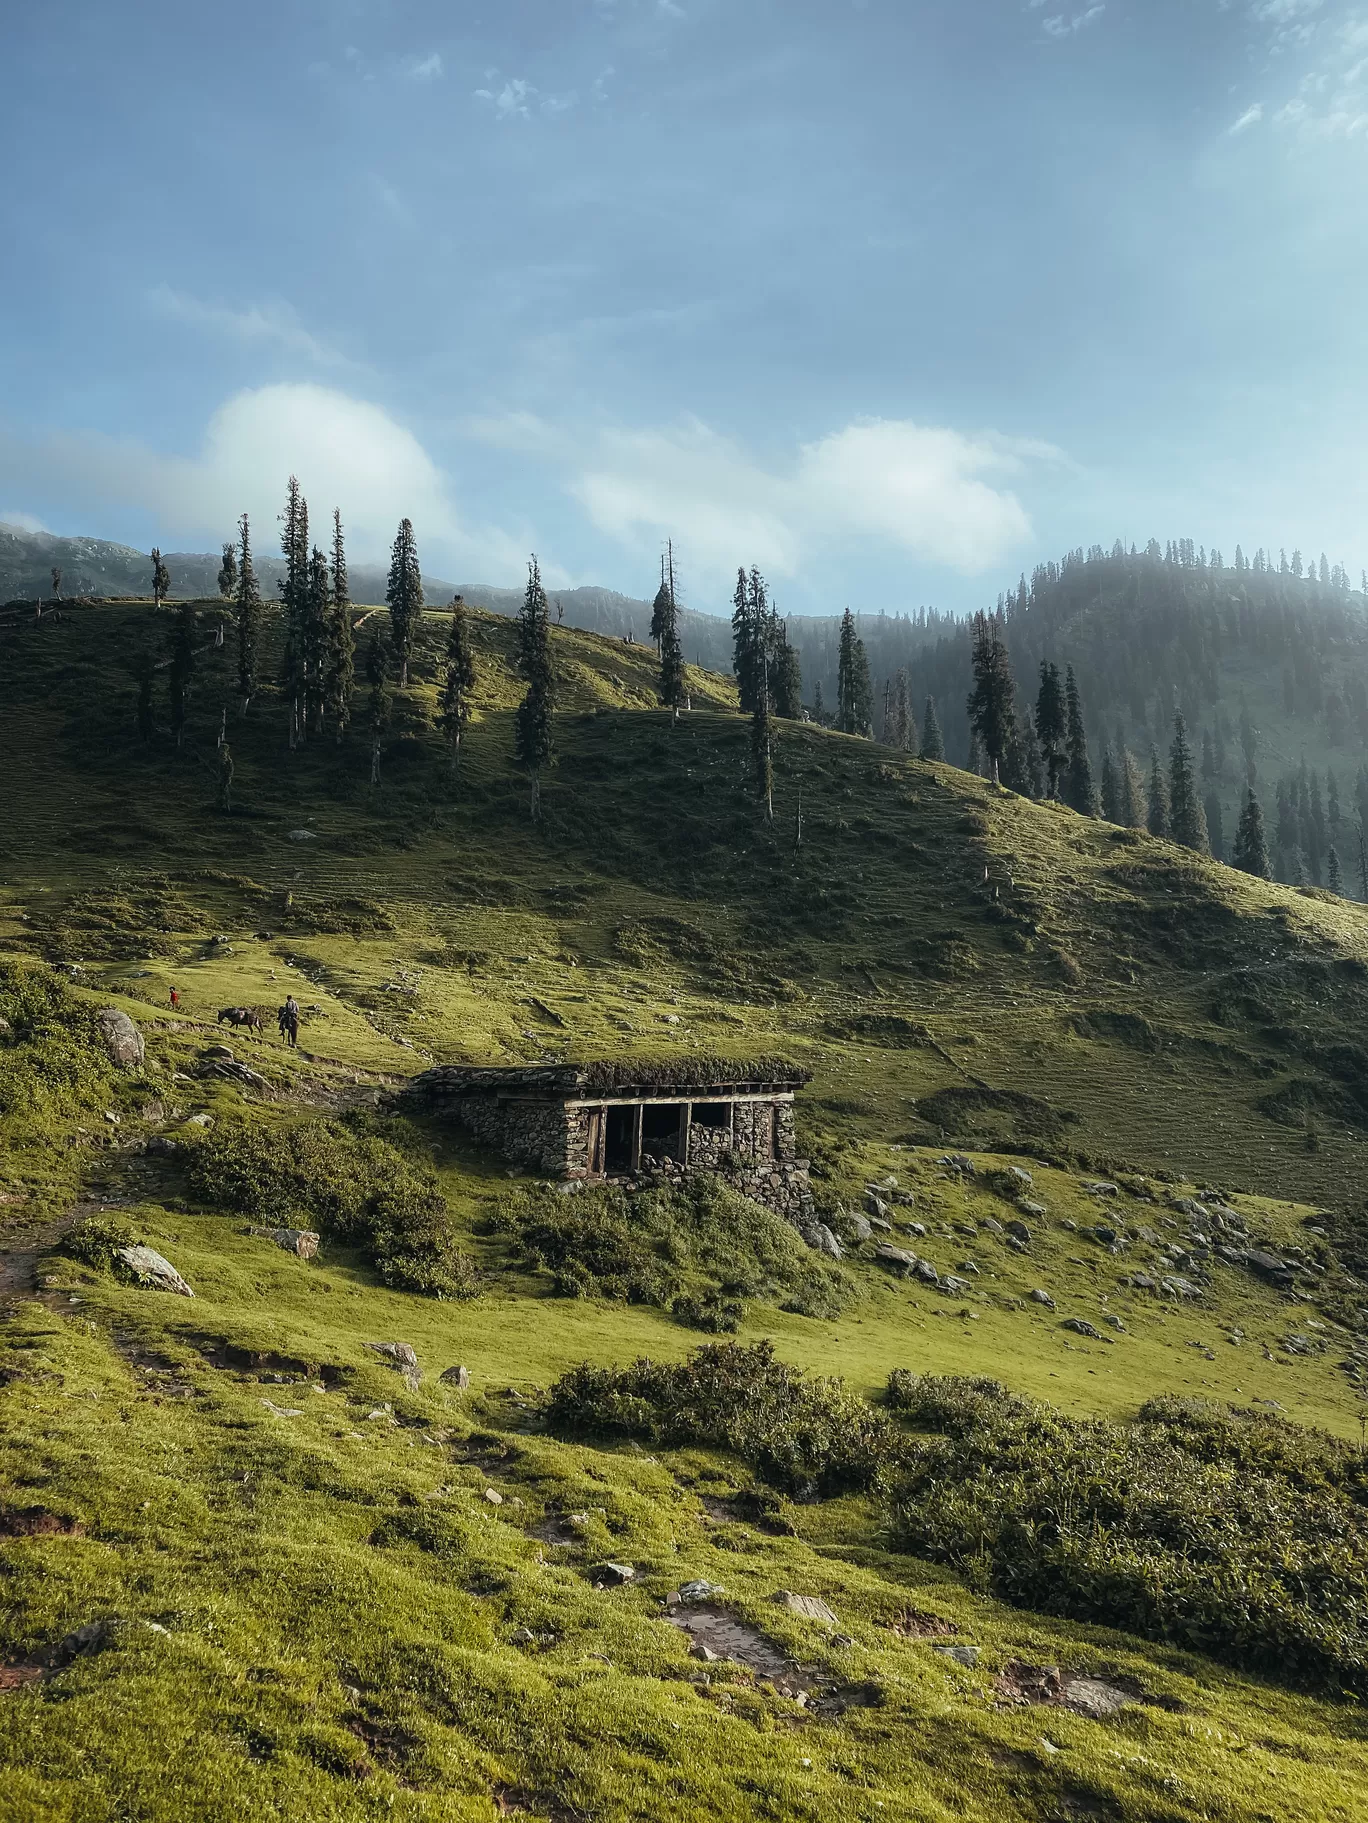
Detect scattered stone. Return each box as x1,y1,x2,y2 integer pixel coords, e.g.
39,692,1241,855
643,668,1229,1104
875,1243,919,1274
1124,1272,1156,1291
913,1259,941,1287
803,1222,844,1260
249,1226,320,1260
590,1562,636,1587
1005,1219,1032,1245
439,1365,471,1390
941,1274,973,1295
996,1660,1141,1719
1029,1288,1056,1309
484,1487,504,1505
979,1216,1003,1234
774,1591,839,1625
868,1216,892,1233
260,1398,303,1418
935,1644,980,1668
904,1220,928,1237
675,1580,724,1602
1019,1199,1048,1219
1007,1166,1034,1190
510,1627,536,1646
1083,1180,1120,1198
1102,1314,1126,1331
115,1246,194,1297
1061,1318,1105,1340
287,829,318,841
185,1112,213,1128
847,1212,873,1242
863,1190,891,1221
365,1342,420,1388
96,1007,144,1070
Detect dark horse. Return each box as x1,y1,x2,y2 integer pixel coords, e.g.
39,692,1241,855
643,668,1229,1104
217,1006,263,1037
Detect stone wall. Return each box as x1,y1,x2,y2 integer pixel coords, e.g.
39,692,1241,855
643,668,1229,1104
423,1089,579,1177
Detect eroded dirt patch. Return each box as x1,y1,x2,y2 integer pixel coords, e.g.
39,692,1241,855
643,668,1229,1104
996,1660,1145,1719
0,1506,83,1538
667,1603,808,1694
887,1606,959,1640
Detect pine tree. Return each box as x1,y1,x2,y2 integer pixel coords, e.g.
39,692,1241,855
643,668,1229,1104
850,637,874,737
235,514,261,713
1062,665,1096,814
965,611,1015,786
1168,712,1209,852
1120,749,1145,826
1035,661,1066,798
385,517,423,688
325,508,354,741
515,555,555,819
1204,792,1225,862
1101,745,1121,822
891,669,914,752
440,596,476,771
1232,789,1271,879
1147,748,1170,837
217,542,237,599
305,545,330,735
168,601,197,748
1328,844,1344,894
770,617,801,720
836,608,858,733
731,568,768,715
657,545,686,719
365,635,389,787
920,696,944,761
812,680,825,726
151,547,170,610
279,477,309,747
1019,711,1045,798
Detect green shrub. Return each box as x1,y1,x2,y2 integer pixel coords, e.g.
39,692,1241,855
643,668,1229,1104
885,1371,1368,1696
495,1173,843,1321
185,1116,476,1299
59,1213,138,1269
0,960,113,1122
545,1341,898,1495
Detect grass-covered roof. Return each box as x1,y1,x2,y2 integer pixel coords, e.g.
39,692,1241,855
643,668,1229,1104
411,1056,810,1098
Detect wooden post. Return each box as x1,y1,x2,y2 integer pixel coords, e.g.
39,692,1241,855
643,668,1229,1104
680,1102,692,1167
631,1103,643,1173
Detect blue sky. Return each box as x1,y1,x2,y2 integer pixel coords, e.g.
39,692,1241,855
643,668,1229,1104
1,0,1365,614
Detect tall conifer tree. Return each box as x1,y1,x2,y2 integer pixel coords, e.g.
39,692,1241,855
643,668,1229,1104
966,611,1015,786
440,597,476,771
1147,748,1170,837
1168,712,1210,853
515,556,555,819
1120,749,1145,827
150,548,170,610
1232,789,1271,879
386,518,423,688
1062,665,1096,814
1035,661,1066,798
770,612,802,720
235,513,261,713
325,509,354,741
836,608,859,733
305,546,330,735
919,696,944,761
658,544,686,720
217,542,237,599
279,477,309,747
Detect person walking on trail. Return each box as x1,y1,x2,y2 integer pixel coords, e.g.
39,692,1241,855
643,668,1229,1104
284,995,300,1048
277,1002,290,1042
169,987,180,1011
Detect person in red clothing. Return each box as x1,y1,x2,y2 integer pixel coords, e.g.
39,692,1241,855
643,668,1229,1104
169,987,181,1010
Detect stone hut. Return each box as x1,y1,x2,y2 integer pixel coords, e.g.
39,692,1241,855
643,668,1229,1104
405,1056,813,1222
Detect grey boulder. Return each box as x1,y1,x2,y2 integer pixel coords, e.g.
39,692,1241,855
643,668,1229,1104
97,1007,145,1070
115,1245,193,1297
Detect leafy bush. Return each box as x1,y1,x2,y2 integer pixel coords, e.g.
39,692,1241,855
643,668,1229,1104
495,1173,843,1323
0,960,114,1122
185,1116,476,1299
60,1214,138,1269
885,1371,1368,1696
545,1341,898,1495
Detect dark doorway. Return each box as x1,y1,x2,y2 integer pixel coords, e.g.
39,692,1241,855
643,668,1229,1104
641,1102,684,1161
605,1105,635,1171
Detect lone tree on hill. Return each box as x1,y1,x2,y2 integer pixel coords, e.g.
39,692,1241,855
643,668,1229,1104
966,611,1015,786
1232,788,1271,878
217,542,236,598
168,601,197,748
440,596,476,771
386,517,423,687
325,508,354,741
920,696,944,761
1061,665,1096,814
150,547,170,611
1168,712,1209,853
234,513,262,714
515,555,555,819
657,544,686,720
1147,747,1170,838
365,634,389,787
1035,661,1066,798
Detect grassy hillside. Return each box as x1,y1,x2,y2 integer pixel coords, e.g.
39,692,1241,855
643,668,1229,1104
5,597,1368,1819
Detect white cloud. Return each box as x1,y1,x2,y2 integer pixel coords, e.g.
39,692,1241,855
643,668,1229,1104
474,76,578,119
473,412,1057,580
1229,101,1264,133
0,385,526,578
1268,14,1368,136
148,287,349,367
404,51,443,80
0,509,49,534
1042,5,1104,37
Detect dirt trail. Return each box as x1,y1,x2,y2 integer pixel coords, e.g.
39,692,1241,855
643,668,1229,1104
0,1202,100,1296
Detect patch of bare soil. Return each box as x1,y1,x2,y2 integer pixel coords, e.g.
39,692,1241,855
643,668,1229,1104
887,1607,959,1639
995,1660,1150,1720
0,1506,83,1538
